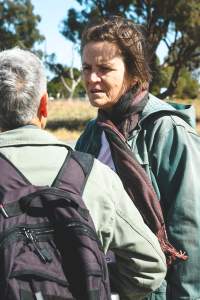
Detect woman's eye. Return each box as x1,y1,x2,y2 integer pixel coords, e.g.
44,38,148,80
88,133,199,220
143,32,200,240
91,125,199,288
82,66,90,72
100,66,111,71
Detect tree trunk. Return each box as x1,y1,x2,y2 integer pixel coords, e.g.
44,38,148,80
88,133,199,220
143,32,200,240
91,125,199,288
157,65,182,99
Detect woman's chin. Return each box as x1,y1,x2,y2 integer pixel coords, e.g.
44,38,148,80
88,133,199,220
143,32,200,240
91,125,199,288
89,96,116,109
89,97,107,108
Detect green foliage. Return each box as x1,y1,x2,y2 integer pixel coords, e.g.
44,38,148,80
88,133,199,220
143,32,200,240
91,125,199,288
150,59,173,95
61,0,200,99
0,0,44,49
175,69,199,99
47,77,67,99
151,65,200,99
61,1,132,44
73,80,86,98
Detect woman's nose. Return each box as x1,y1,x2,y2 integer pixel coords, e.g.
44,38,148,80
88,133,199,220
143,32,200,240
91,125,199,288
89,71,101,82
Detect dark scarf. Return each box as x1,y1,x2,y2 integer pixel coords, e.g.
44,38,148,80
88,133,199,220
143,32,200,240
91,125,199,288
97,87,188,266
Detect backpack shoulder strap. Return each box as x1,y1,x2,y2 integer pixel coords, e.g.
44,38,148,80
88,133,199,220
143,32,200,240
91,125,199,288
0,149,94,218
0,153,41,218
52,149,94,196
0,152,31,186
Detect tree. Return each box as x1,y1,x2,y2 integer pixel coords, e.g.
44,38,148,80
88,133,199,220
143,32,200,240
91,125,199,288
175,69,200,99
0,0,44,50
60,0,200,99
46,54,85,99
48,76,85,99
152,64,200,99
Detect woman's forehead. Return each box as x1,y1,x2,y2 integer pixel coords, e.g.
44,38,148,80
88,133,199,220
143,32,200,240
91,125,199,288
82,41,122,63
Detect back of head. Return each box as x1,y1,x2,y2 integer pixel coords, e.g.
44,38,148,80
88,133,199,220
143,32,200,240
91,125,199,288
0,48,47,130
81,15,151,89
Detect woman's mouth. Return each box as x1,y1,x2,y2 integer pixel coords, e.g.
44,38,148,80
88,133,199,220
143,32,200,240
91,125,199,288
91,89,104,94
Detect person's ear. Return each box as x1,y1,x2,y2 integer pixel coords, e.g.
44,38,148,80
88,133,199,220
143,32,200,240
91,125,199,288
38,93,48,129
38,93,48,119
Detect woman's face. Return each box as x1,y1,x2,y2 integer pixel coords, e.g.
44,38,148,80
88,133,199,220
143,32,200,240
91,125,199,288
82,41,132,109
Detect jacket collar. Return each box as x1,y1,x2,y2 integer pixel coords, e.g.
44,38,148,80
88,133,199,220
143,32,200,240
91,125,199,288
140,93,196,128
0,125,66,148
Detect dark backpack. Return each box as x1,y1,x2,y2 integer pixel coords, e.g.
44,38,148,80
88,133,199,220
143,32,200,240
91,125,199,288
0,148,111,300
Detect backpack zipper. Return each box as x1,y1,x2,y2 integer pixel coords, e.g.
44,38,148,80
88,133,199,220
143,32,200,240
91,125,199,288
21,227,53,263
0,224,54,263
66,221,102,248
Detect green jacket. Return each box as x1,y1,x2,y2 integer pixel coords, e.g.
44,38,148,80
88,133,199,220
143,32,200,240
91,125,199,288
76,94,200,300
0,125,166,300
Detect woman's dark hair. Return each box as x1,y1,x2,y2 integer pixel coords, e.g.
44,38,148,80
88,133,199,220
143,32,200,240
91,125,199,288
81,15,152,89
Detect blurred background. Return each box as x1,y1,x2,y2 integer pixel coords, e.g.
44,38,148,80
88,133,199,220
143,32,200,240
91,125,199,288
1,0,200,141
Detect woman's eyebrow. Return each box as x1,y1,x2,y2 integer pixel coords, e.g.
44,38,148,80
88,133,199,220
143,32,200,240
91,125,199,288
82,62,90,66
97,61,114,67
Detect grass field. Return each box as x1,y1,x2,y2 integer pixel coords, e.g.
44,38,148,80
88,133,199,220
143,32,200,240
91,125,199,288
46,98,200,141
46,99,97,141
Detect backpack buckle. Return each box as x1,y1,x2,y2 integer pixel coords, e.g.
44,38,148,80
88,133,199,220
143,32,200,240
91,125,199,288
0,204,9,218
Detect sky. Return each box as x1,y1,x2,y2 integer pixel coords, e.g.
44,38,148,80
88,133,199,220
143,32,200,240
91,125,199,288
31,0,168,70
31,0,82,68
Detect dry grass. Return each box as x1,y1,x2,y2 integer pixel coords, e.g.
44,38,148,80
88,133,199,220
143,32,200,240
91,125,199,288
46,99,97,141
47,98,97,120
46,98,200,141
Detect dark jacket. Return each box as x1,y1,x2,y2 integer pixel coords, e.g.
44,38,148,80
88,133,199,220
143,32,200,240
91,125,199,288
76,93,200,300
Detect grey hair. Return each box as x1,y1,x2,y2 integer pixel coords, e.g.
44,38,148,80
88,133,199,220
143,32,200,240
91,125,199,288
0,47,47,130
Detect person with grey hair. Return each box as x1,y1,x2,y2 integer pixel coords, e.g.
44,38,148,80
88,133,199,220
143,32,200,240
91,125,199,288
0,47,47,131
0,47,166,300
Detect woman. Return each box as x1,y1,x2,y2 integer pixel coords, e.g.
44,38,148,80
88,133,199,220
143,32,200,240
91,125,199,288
76,15,200,300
